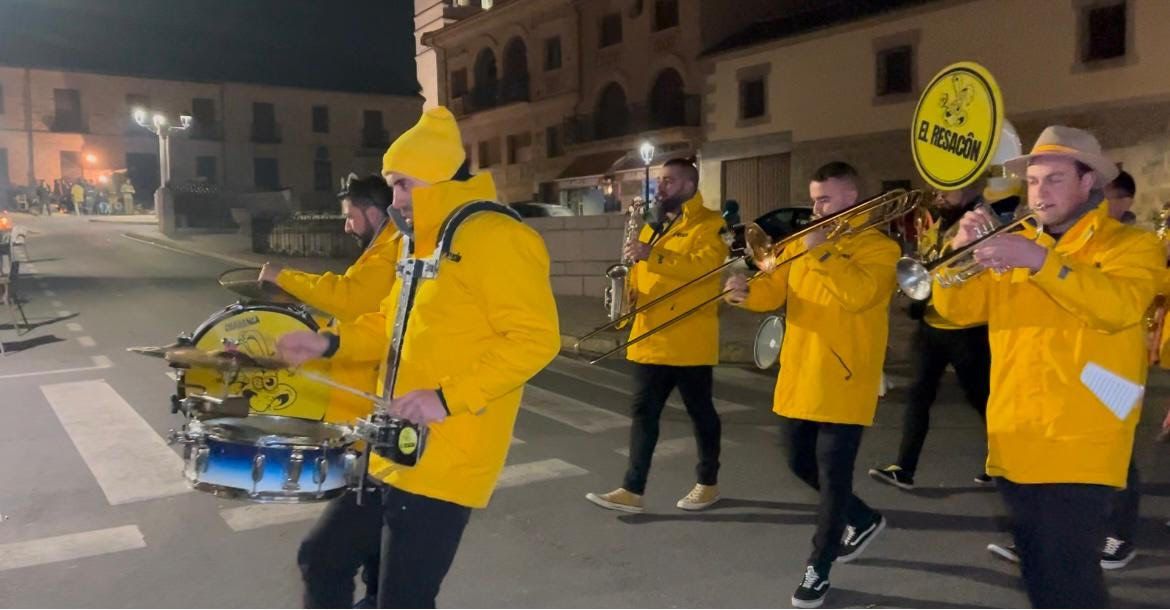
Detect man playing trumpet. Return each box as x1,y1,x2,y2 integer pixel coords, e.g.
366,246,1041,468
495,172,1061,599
934,126,1162,607
725,162,899,608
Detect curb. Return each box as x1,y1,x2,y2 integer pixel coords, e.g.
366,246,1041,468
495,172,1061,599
122,231,263,269
89,218,157,225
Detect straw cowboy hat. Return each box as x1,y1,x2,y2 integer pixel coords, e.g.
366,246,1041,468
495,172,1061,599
1004,125,1119,188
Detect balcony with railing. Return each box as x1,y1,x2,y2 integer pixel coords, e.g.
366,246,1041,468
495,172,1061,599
251,122,282,144
451,73,531,118
563,95,701,146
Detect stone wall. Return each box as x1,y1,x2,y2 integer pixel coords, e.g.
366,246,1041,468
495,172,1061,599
523,214,626,296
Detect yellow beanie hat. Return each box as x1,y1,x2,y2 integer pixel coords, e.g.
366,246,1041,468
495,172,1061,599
382,106,466,184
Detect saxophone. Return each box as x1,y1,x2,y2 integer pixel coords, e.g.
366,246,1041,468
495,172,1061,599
603,198,650,329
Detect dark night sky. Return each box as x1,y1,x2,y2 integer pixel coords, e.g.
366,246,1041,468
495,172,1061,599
0,0,419,96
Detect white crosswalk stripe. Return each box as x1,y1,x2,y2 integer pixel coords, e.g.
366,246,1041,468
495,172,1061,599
522,384,631,433
41,380,190,505
615,436,739,458
0,525,145,572
497,458,588,489
546,356,754,413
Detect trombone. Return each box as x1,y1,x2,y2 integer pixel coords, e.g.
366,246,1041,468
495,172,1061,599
895,205,1039,301
576,188,930,363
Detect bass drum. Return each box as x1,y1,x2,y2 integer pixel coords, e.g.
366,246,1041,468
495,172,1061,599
178,302,332,421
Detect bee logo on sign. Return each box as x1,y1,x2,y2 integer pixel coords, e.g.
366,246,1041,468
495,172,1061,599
911,62,1003,191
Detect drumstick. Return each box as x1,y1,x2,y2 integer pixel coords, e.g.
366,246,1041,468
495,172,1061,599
291,369,385,405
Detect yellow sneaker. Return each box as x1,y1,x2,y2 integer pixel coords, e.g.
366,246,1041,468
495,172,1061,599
676,483,720,510
585,488,644,513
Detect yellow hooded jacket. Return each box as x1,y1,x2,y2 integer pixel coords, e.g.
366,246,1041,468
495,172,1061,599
274,227,401,424
932,204,1163,487
331,173,561,508
626,193,728,366
738,229,900,425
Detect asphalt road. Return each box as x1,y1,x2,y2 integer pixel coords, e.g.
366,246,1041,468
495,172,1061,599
0,215,1167,608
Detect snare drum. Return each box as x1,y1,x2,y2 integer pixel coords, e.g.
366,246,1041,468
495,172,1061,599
175,415,360,503
177,302,331,421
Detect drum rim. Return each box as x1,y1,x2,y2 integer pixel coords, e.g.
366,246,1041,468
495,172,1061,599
188,480,349,503
188,302,319,346
190,415,358,448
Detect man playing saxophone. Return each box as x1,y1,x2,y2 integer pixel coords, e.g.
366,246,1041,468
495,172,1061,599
586,157,729,513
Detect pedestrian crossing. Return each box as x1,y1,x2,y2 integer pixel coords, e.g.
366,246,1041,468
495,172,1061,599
3,357,768,572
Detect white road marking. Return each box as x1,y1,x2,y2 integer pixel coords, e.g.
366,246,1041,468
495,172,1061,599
77,336,96,348
43,289,56,297
497,458,588,489
0,525,145,572
547,357,753,413
0,355,112,380
511,436,525,445
615,436,739,458
50,300,63,308
165,371,179,382
23,264,38,274
220,503,328,532
41,380,190,505
522,385,630,433
66,322,83,332
56,310,70,318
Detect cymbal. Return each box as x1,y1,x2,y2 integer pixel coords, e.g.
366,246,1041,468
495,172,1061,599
217,267,300,305
164,347,290,371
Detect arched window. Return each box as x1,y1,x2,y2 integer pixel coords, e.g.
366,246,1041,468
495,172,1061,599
473,48,499,109
648,68,686,128
500,37,530,103
594,83,629,139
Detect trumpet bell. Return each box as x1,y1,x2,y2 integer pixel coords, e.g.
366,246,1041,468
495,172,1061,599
896,256,933,301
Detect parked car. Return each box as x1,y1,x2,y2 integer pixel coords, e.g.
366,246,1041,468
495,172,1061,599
510,202,575,218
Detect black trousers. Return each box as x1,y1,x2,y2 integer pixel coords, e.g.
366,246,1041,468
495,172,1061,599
376,486,471,609
1108,457,1141,542
998,479,1112,608
299,489,384,608
781,416,878,573
623,363,721,495
897,322,990,475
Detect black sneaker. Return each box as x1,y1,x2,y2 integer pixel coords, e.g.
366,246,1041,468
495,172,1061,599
868,465,915,490
791,565,830,608
974,473,992,485
1101,537,1136,570
987,542,1019,563
837,514,886,563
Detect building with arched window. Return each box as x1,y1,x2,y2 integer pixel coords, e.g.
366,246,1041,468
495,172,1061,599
417,0,783,208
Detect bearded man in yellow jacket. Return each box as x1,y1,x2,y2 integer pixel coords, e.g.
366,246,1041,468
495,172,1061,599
278,106,560,608
585,157,729,514
936,126,1163,608
256,174,400,608
725,162,899,609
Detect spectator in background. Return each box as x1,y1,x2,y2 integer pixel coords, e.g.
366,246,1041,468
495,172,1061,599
1105,170,1137,225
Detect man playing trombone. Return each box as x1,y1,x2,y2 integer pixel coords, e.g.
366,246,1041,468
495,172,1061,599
586,157,730,513
933,126,1162,607
725,162,900,608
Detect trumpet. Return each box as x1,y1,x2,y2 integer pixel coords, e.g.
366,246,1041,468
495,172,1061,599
895,205,1039,301
576,188,929,363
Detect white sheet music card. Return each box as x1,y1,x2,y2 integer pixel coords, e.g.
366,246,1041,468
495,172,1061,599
1080,362,1144,421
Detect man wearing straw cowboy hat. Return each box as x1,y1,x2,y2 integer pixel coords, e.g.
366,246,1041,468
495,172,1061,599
933,125,1163,607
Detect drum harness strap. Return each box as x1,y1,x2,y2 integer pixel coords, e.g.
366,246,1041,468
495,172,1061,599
355,201,521,502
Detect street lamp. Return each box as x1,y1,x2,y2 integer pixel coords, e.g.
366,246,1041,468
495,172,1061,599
639,141,655,204
132,107,193,188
